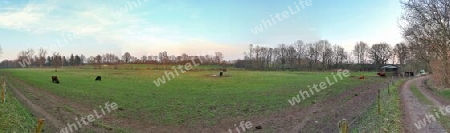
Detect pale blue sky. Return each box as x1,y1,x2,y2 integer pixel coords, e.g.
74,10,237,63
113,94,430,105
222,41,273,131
0,0,404,60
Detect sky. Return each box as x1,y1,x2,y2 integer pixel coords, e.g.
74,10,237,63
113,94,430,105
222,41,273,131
0,0,404,60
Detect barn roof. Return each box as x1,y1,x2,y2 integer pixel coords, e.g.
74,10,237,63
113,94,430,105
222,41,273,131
380,65,399,69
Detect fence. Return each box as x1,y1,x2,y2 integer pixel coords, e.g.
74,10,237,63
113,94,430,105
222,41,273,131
341,76,404,132
1,76,5,103
0,76,46,133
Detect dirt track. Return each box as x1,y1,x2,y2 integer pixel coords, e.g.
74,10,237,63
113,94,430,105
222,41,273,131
5,75,113,132
400,76,448,132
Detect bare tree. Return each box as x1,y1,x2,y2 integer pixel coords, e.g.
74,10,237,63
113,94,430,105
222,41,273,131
141,55,148,63
214,52,224,64
315,40,332,70
353,41,369,64
122,52,131,64
402,0,450,86
277,44,288,69
37,48,47,68
306,43,318,71
158,51,168,69
369,43,392,65
80,55,86,65
287,45,296,68
95,55,102,69
393,43,409,65
294,40,306,69
333,44,347,68
87,56,95,64
17,49,35,67
249,44,254,68
52,52,62,71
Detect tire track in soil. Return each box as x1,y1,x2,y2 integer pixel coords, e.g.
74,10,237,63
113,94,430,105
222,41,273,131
6,77,63,131
296,82,387,132
206,77,392,133
5,75,110,132
5,74,190,133
400,76,447,133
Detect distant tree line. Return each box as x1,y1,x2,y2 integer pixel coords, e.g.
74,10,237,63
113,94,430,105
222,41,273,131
0,47,86,70
85,51,225,69
235,41,347,71
235,40,415,71
0,48,226,69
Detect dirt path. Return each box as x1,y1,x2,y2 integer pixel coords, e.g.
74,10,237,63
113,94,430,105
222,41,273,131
5,75,113,132
6,77,63,130
400,76,447,132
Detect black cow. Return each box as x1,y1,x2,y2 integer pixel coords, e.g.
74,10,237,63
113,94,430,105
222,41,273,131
51,76,60,84
95,76,102,81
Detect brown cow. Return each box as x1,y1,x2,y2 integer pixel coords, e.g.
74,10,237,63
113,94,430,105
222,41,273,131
377,72,386,77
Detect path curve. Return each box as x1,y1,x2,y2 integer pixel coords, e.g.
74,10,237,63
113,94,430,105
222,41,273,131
400,76,447,132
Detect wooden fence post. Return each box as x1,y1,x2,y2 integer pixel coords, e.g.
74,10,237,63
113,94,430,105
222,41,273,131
338,119,348,133
377,89,381,115
36,118,45,133
1,76,5,103
387,82,390,94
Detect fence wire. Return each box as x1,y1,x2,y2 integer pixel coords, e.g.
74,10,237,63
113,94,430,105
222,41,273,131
347,78,400,132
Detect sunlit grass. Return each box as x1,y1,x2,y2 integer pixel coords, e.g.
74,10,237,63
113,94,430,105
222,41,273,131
2,68,377,127
0,86,36,132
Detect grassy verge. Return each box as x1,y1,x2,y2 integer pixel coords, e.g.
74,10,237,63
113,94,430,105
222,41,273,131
352,79,404,132
425,80,450,130
410,85,433,105
0,86,37,132
430,106,450,131
426,80,450,100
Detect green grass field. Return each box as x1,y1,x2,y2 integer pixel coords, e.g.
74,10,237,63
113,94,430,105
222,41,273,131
1,68,378,129
411,85,433,105
0,87,37,132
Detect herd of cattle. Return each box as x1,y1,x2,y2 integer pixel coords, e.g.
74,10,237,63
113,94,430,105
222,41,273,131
51,76,101,84
49,70,413,84
354,72,386,80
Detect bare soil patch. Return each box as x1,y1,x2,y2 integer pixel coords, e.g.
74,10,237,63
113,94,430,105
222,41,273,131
202,79,392,133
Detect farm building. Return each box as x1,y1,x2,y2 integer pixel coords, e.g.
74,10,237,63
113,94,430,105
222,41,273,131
380,65,399,76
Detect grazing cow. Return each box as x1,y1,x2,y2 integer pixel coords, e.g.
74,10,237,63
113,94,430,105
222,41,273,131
377,72,386,77
359,76,365,79
51,76,60,84
95,76,102,81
